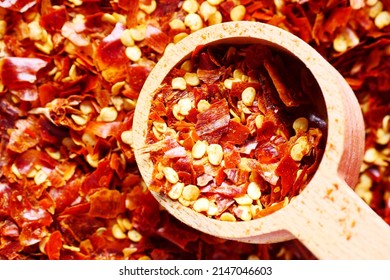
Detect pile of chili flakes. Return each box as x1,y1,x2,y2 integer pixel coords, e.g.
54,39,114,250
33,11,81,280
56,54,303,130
0,0,389,260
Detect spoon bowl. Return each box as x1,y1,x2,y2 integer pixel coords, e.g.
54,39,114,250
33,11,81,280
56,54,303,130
133,22,390,259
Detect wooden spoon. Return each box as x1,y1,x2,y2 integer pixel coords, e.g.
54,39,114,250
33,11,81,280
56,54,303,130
133,22,390,259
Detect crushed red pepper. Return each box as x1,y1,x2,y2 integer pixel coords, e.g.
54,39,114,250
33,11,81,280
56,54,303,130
146,44,326,221
0,0,389,260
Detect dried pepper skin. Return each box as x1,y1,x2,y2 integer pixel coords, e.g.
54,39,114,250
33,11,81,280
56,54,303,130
0,0,388,260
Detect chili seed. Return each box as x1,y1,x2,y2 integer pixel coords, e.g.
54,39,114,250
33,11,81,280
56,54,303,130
182,184,200,201
112,224,127,239
125,45,142,62
139,0,157,14
173,33,188,44
220,212,236,222
375,11,390,29
163,166,179,184
97,107,118,122
169,19,186,30
234,194,253,205
71,114,88,126
121,130,133,146
199,1,217,21
168,182,184,200
193,197,210,212
293,117,309,133
290,136,310,161
207,144,223,165
207,0,224,6
207,201,219,216
120,29,135,47
192,140,208,159
197,99,211,112
236,205,252,221
184,13,203,31
182,0,199,13
34,169,48,185
230,5,246,21
184,72,200,86
128,229,142,242
208,11,223,25
171,77,187,90
129,26,146,41
241,86,256,106
247,182,261,200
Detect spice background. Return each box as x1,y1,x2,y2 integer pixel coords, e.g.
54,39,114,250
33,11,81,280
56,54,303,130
0,0,389,260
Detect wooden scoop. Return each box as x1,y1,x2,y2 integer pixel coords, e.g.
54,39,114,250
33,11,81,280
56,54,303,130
133,22,390,259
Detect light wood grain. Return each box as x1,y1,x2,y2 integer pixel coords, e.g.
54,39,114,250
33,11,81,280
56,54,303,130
133,22,390,259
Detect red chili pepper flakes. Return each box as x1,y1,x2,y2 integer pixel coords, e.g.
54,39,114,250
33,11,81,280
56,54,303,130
0,0,387,260
146,43,326,221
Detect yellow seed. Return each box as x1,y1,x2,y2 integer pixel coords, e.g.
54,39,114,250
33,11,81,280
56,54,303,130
207,0,224,5
121,130,133,146
375,11,390,29
182,0,199,13
290,136,310,161
366,0,378,6
69,0,83,6
230,5,246,21
128,229,142,242
102,13,117,24
123,247,137,258
121,218,133,231
223,78,240,89
97,107,118,122
169,18,186,30
255,114,264,129
172,104,185,121
234,194,253,205
207,144,223,165
86,153,99,168
80,100,94,115
112,224,127,239
120,29,135,47
207,201,219,216
123,98,137,111
236,205,252,221
181,60,193,72
153,121,167,133
197,99,211,112
199,1,217,21
333,33,348,53
184,13,203,31
193,197,210,212
364,147,379,163
369,1,383,18
111,96,124,111
208,11,223,25
168,182,185,200
171,77,187,90
293,117,309,133
125,45,142,62
71,114,88,126
45,147,61,160
34,169,48,185
129,26,146,41
247,182,261,200
39,236,50,254
138,255,151,260
178,97,192,115
178,197,192,207
163,166,179,184
220,212,236,222
182,184,200,201
28,20,43,41
241,86,256,106
173,32,189,44
139,0,157,14
82,132,97,147
192,140,208,159
184,72,200,86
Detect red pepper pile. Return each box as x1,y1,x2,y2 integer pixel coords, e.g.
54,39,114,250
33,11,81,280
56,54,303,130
0,0,389,260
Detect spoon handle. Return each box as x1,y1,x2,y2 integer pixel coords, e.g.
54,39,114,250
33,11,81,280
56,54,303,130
285,176,390,259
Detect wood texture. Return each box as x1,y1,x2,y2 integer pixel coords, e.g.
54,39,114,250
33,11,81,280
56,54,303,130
133,22,390,259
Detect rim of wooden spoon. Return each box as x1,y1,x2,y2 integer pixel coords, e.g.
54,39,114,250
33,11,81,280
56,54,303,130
133,21,384,254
